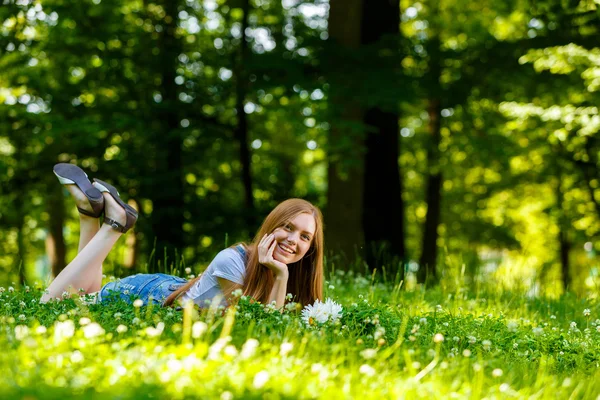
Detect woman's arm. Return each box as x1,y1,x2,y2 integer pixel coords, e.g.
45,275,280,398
217,277,243,304
267,271,288,310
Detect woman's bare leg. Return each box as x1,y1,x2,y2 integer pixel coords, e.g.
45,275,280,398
41,191,127,302
65,184,103,292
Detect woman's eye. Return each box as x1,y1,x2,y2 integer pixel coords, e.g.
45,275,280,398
302,235,310,241
284,224,292,231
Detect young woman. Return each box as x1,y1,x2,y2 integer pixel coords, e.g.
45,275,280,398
40,163,324,309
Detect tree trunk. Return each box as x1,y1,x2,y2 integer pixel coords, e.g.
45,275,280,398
326,0,365,266
235,0,256,230
418,96,442,284
48,183,66,277
555,177,571,291
148,0,185,272
360,0,406,275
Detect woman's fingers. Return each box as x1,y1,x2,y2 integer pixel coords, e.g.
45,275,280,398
268,239,277,257
259,233,268,247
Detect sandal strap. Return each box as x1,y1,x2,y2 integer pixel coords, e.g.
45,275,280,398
104,217,126,233
78,207,102,218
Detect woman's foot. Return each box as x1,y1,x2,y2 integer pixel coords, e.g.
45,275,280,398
65,184,97,217
102,191,128,229
53,163,104,218
93,179,138,233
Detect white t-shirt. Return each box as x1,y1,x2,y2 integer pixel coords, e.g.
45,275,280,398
179,245,246,307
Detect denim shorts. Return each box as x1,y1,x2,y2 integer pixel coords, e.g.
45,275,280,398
99,273,188,306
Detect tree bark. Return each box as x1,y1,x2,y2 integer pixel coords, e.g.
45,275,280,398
360,0,406,274
235,0,256,230
418,96,443,284
48,183,66,277
148,0,185,272
326,0,365,266
555,177,571,291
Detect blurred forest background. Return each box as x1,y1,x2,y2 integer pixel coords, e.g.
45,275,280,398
1,0,599,297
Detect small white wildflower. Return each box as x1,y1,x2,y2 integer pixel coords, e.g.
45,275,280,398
596,326,600,333
241,338,260,359
419,317,427,325
279,342,294,356
436,304,443,312
482,340,492,351
70,350,84,363
185,267,192,274
360,348,378,359
18,301,26,308
492,368,503,377
54,320,75,341
18,314,26,321
453,336,460,342
507,321,518,332
532,327,543,336
132,317,140,325
35,326,47,335
145,322,165,337
82,323,105,339
513,342,519,349
285,293,293,301
253,370,269,389
468,336,477,344
223,345,238,357
79,317,91,326
0,287,5,293
583,309,591,317
550,315,556,319
15,325,29,340
433,333,444,343
113,312,122,320
328,285,335,290
301,298,343,326
8,287,14,293
192,321,208,338
463,349,472,357
133,299,143,308
231,288,243,298
116,325,128,333
359,364,376,376
221,391,233,400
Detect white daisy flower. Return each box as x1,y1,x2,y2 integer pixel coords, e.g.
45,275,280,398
301,298,343,326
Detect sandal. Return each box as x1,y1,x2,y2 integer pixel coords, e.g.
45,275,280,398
92,179,138,233
53,163,104,218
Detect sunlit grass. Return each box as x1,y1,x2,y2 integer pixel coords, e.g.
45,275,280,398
1,270,599,399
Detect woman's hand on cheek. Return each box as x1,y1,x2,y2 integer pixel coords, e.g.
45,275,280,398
258,233,289,278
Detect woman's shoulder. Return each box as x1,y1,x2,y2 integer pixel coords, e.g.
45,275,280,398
210,245,247,269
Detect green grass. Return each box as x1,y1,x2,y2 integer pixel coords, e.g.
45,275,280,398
1,270,599,399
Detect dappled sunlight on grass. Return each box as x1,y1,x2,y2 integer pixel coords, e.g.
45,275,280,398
1,272,599,399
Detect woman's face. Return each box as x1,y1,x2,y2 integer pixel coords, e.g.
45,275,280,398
271,213,316,265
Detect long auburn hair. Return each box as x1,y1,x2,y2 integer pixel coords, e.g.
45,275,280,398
163,198,324,308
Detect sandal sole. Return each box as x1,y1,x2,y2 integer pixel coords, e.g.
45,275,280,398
53,164,103,200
